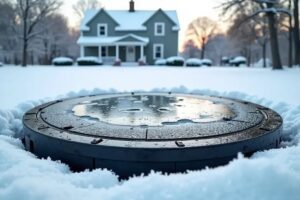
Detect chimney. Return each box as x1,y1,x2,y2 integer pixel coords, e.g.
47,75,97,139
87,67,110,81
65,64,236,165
129,0,135,12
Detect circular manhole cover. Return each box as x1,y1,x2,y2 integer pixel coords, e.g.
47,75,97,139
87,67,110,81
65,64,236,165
22,93,283,178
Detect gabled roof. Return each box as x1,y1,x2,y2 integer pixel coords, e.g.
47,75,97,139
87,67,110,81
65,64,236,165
115,34,149,43
80,9,179,31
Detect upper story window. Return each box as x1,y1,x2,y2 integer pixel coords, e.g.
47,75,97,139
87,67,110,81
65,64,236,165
155,23,165,36
97,24,107,36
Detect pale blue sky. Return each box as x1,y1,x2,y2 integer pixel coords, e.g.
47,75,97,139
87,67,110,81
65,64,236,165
61,0,224,49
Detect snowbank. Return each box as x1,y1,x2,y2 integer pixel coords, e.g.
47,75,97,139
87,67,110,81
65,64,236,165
0,87,300,200
253,58,272,68
0,62,3,66
1,66,300,199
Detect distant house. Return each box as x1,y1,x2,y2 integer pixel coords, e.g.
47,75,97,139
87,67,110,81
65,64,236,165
77,0,180,65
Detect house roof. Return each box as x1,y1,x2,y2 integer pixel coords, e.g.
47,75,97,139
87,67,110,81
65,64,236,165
80,9,180,31
77,34,149,45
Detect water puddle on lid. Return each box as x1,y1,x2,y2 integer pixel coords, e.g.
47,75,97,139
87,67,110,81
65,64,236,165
72,95,235,126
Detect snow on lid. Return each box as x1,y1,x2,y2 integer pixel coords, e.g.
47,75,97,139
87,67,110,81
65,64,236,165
77,56,103,63
166,56,185,62
80,9,179,31
52,57,73,63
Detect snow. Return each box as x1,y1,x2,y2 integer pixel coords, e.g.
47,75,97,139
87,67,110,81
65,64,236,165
155,59,167,65
231,56,247,63
52,57,74,64
166,56,185,63
0,66,300,200
186,58,202,66
201,58,213,65
76,57,103,64
81,10,179,31
0,62,3,66
253,58,272,68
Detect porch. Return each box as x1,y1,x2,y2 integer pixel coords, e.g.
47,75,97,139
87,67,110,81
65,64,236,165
78,34,149,64
80,45,146,64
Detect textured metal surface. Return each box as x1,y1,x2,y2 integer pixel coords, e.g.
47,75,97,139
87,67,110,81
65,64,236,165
22,93,283,178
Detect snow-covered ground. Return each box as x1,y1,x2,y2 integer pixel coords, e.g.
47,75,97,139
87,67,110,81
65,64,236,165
0,66,300,200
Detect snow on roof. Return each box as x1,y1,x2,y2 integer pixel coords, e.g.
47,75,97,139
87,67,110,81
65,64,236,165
80,9,179,31
77,34,149,45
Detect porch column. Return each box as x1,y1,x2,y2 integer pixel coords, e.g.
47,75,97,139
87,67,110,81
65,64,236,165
80,45,85,57
116,45,119,60
140,45,144,60
98,45,102,58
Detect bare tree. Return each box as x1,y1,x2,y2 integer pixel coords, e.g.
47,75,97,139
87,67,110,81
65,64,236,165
186,17,218,59
35,14,70,64
15,0,62,66
73,0,102,18
0,1,20,64
182,40,201,58
220,0,289,70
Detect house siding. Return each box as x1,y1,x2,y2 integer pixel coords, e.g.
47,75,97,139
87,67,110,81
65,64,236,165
81,9,179,65
143,10,179,64
83,10,118,37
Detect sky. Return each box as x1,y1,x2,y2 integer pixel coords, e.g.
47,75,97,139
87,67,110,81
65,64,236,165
60,0,225,49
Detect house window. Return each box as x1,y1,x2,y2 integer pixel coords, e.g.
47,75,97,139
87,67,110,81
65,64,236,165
155,23,165,36
153,44,164,59
97,24,107,36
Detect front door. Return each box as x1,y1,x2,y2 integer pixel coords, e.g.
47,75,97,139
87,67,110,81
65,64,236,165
126,46,135,62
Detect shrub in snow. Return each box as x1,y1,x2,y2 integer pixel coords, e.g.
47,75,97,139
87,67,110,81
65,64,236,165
166,56,185,66
221,56,230,65
155,59,167,66
230,56,247,67
52,57,74,66
77,57,103,66
186,58,202,67
201,59,213,66
113,58,121,66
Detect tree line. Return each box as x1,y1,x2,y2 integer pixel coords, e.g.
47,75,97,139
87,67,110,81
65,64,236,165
0,0,101,66
183,0,300,69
